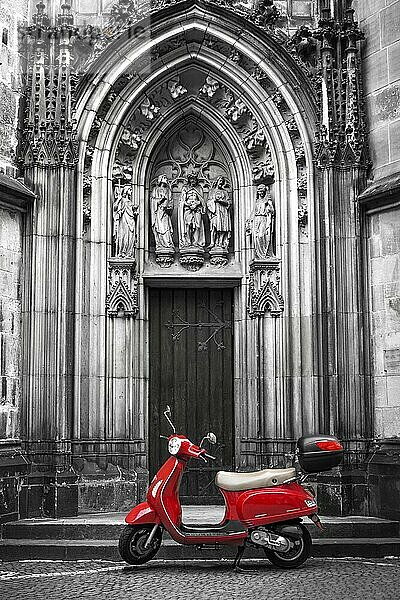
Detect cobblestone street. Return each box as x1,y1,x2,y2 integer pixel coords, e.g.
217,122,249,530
0,557,399,600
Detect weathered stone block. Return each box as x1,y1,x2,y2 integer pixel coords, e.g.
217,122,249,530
78,480,138,513
381,1,400,48
316,483,343,516
19,472,46,519
362,15,381,57
364,50,388,93
371,284,384,310
373,376,388,407
368,442,400,520
389,40,400,84
381,407,400,437
369,125,389,167
389,118,400,162
374,85,400,124
356,0,386,21
43,472,79,518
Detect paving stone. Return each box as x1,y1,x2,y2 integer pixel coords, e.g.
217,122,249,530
0,557,400,600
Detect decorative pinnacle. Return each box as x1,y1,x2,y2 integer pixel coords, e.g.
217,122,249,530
32,1,50,28
58,2,74,27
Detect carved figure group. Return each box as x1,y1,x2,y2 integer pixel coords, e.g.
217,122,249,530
113,170,235,264
113,183,138,257
247,184,275,259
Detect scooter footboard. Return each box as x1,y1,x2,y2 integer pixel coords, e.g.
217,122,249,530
125,502,161,525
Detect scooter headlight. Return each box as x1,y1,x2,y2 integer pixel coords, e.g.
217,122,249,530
168,437,182,455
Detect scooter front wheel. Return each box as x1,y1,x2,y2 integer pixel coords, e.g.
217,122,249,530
118,524,162,565
264,524,311,569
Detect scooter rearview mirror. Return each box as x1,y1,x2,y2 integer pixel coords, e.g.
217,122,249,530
164,405,176,433
207,432,217,445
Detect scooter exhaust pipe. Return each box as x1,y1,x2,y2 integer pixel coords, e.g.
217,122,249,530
250,529,291,552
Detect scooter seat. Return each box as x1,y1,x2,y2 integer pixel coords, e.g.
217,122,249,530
215,467,296,492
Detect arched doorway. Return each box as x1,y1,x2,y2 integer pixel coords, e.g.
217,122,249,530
72,3,315,503
20,1,372,512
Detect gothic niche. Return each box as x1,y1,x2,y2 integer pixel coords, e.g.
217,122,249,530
246,184,282,317
106,164,139,318
112,166,138,260
149,124,233,270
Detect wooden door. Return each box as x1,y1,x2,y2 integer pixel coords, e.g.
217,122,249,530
149,287,234,504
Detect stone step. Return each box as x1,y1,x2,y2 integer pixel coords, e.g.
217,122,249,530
0,537,400,561
2,514,399,541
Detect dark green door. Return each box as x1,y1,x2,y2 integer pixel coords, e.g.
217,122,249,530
149,287,234,504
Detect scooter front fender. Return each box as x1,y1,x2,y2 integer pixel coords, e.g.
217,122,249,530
125,501,161,526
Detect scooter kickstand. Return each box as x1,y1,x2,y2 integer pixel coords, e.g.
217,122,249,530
233,544,254,573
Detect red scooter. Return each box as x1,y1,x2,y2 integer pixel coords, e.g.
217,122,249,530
119,406,343,570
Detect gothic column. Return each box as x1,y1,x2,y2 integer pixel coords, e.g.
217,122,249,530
20,2,78,517
312,4,371,513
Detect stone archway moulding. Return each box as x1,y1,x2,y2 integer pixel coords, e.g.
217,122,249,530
20,0,372,500
69,1,319,479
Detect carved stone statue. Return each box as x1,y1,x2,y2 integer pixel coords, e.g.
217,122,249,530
113,183,138,257
207,176,232,251
178,172,206,249
247,184,275,259
150,174,174,250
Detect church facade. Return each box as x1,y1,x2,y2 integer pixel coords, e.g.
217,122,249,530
0,0,399,521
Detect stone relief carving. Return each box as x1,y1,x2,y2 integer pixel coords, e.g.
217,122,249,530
248,259,284,317
113,182,138,257
149,125,232,271
200,76,220,98
151,174,175,267
289,26,318,69
178,171,206,250
140,97,160,121
207,176,231,267
246,184,275,259
168,77,187,99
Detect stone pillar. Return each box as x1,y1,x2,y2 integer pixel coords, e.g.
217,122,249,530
20,1,78,517
312,5,372,514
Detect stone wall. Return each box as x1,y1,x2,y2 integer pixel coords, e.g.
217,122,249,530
0,207,22,442
0,0,28,175
354,0,400,181
368,207,400,437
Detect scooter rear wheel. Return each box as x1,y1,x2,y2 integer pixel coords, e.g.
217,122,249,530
264,524,311,569
118,524,162,565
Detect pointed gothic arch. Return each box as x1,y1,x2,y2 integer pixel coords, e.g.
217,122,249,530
69,1,322,481
20,0,372,511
